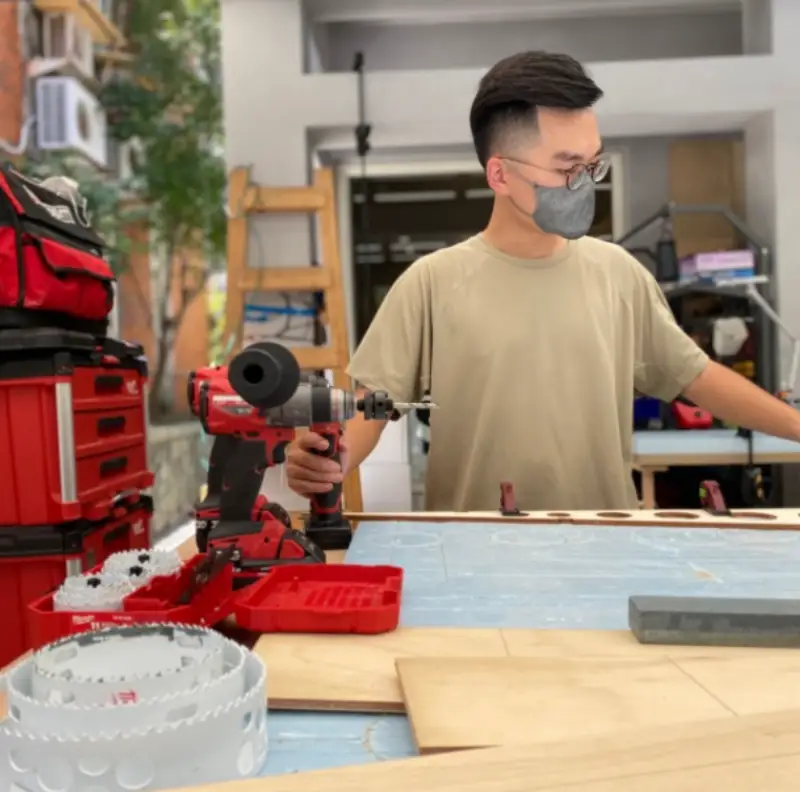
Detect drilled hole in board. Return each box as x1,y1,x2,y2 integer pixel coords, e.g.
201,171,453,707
547,512,572,518
731,511,777,520
654,511,700,520
595,511,632,519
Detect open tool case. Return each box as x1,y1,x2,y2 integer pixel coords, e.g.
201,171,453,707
28,555,404,646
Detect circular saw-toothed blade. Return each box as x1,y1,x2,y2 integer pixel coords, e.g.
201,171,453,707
103,549,182,579
2,623,268,790
53,573,134,613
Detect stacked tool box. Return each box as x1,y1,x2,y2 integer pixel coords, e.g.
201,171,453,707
0,164,155,667
0,329,155,666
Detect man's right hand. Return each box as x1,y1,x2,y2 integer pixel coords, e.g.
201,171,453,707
285,431,350,496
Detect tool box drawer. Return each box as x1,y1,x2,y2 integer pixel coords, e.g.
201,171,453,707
71,365,145,410
73,406,146,456
77,440,151,504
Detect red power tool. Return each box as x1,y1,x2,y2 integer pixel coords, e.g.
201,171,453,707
189,342,433,560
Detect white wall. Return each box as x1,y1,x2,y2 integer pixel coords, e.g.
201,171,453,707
320,10,742,72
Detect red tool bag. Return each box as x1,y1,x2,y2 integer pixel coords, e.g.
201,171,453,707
0,163,114,334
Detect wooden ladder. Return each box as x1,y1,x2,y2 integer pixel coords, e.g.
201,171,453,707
224,166,363,514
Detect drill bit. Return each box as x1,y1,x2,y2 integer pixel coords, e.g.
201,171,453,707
394,401,439,410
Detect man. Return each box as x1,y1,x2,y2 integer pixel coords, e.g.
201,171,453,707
286,50,800,511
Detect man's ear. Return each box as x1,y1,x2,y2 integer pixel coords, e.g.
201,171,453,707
485,156,509,196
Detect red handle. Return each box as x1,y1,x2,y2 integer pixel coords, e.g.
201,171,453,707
308,421,344,517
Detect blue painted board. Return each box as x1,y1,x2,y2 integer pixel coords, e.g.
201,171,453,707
258,519,800,775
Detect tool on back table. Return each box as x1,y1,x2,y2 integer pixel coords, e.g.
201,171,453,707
188,341,437,562
699,479,730,516
499,482,527,517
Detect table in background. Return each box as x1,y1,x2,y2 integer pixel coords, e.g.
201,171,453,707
259,517,800,775
633,429,800,508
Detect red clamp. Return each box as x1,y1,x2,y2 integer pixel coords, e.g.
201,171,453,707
699,480,730,516
499,482,527,517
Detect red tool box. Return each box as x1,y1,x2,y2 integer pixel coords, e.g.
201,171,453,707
28,557,404,647
0,495,152,668
0,329,153,526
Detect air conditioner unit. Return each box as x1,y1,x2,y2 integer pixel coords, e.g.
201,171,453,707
37,13,95,83
36,76,108,168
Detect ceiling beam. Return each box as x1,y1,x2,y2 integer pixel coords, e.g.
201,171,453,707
307,0,740,26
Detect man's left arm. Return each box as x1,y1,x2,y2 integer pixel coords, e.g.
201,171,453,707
684,360,800,442
634,267,800,442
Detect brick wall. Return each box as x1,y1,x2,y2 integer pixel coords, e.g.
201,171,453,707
0,2,23,148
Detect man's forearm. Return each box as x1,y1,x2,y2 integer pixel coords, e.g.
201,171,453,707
683,360,800,441
342,389,387,473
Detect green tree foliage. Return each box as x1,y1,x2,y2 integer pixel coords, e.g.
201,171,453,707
101,0,226,417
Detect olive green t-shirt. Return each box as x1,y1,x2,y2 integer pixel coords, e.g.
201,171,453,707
347,234,708,511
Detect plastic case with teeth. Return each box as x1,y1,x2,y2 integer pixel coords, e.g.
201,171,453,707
0,623,268,790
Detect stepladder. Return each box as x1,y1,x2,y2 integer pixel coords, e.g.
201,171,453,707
224,166,363,515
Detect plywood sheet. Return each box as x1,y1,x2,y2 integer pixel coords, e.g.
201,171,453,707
347,508,800,530
396,655,733,753
186,708,800,792
501,628,795,661
674,652,800,715
255,628,507,712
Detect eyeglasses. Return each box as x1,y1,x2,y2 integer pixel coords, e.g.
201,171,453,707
502,155,611,191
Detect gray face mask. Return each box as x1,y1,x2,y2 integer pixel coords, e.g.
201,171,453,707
529,179,596,240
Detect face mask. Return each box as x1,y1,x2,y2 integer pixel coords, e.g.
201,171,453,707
528,179,596,240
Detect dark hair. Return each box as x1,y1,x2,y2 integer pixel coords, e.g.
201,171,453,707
469,51,603,168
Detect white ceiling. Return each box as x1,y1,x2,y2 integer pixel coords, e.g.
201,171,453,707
305,0,741,26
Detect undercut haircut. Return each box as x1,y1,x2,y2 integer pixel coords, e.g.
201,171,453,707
469,51,604,168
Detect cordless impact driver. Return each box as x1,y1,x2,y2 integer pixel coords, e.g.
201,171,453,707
189,341,433,557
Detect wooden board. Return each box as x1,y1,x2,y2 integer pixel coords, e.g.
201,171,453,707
254,628,508,712
346,508,800,530
499,628,796,660
396,656,734,753
184,708,800,792
255,627,800,712
673,651,800,715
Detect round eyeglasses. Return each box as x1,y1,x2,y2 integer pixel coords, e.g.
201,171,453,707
564,156,611,190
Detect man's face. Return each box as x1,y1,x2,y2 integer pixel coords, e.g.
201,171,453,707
488,107,604,214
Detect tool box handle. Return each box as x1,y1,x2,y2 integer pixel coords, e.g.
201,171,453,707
99,456,127,477
94,374,124,392
97,415,126,434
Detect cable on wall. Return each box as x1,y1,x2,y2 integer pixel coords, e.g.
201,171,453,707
353,51,371,232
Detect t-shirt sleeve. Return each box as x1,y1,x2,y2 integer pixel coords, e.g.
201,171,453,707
633,267,709,402
346,258,432,403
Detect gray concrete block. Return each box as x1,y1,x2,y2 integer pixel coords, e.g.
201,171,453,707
629,595,800,648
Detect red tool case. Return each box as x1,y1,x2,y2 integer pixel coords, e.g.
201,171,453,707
28,559,404,647
0,496,152,667
28,550,233,649
233,564,403,634
0,329,153,525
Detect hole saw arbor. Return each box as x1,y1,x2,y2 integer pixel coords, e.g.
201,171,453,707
224,166,363,513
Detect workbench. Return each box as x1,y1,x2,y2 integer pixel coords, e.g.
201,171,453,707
256,516,800,776
633,429,800,508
